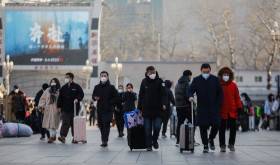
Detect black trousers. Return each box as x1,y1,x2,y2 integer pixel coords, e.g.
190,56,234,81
38,111,50,137
219,116,236,147
114,111,124,136
199,125,219,146
161,109,171,135
60,112,74,137
98,115,111,143
176,106,195,143
15,111,25,120
89,113,95,125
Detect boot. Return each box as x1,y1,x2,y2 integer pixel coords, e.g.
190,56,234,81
58,136,66,143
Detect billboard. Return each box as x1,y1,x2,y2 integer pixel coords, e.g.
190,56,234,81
5,11,89,65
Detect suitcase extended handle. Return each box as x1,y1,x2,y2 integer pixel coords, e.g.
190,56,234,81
191,101,194,125
74,101,77,117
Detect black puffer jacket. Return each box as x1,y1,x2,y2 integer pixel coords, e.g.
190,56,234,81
122,92,137,112
175,76,191,107
137,72,168,118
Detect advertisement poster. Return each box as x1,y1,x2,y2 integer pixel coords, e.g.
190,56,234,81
5,11,89,65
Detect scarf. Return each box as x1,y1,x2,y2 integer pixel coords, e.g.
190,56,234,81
49,86,57,104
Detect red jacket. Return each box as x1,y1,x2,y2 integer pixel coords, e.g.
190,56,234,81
220,80,243,119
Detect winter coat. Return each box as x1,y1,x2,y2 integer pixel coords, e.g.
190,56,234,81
8,91,27,113
122,92,137,112
92,80,120,123
34,89,44,107
175,76,191,107
137,72,168,118
38,88,60,130
187,74,224,126
217,66,243,119
57,82,84,115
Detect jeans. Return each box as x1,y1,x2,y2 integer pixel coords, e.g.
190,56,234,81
144,117,162,147
219,115,236,147
48,128,57,138
199,125,219,146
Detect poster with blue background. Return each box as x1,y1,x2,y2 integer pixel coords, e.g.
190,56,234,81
5,11,89,65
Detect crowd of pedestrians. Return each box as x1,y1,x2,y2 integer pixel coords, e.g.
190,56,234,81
2,63,280,153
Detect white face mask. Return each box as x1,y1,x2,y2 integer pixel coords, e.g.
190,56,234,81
14,89,19,93
222,76,229,82
65,78,70,83
149,74,156,80
127,89,131,92
100,77,107,83
118,89,123,93
51,83,56,86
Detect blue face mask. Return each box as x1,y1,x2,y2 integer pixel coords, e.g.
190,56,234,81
202,74,210,79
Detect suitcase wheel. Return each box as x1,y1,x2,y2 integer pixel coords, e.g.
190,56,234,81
82,141,87,143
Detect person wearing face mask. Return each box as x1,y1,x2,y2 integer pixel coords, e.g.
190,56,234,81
187,63,223,153
114,85,125,137
34,83,50,140
122,83,137,113
92,71,121,147
217,66,242,152
38,78,61,143
57,73,84,144
137,66,168,151
8,85,28,121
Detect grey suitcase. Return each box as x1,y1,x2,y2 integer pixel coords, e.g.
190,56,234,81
170,107,178,138
180,102,194,153
249,116,255,131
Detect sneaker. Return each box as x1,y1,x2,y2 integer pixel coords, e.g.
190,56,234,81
228,144,235,151
209,139,215,150
194,141,200,146
58,136,66,143
220,145,226,152
48,138,54,143
162,134,167,138
72,138,78,144
147,146,153,151
175,141,180,147
203,145,209,153
153,141,159,149
100,142,108,147
40,136,45,140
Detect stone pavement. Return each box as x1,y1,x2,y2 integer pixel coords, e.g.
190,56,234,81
0,124,280,165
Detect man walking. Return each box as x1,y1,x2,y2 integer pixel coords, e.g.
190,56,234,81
92,71,120,147
138,66,167,151
175,70,193,146
57,73,84,143
187,63,223,153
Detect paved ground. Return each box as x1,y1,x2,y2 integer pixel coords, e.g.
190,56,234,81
0,124,280,165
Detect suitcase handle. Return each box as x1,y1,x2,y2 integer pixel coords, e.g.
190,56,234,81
74,101,77,117
191,101,194,125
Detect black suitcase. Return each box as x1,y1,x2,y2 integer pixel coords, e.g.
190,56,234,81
180,101,194,153
127,126,146,151
170,113,178,138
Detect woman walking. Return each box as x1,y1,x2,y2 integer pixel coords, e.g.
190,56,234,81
217,66,242,152
39,78,61,143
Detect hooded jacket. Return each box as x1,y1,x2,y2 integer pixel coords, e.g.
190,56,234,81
137,72,168,118
175,76,191,107
217,66,243,119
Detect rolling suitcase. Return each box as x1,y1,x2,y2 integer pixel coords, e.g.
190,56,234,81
249,116,255,131
127,125,146,151
170,107,178,138
269,116,276,130
73,102,87,143
180,102,194,153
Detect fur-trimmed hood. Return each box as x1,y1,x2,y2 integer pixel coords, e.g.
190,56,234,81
217,66,235,81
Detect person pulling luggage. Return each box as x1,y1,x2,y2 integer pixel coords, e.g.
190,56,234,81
137,66,168,151
187,63,223,153
57,73,84,144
